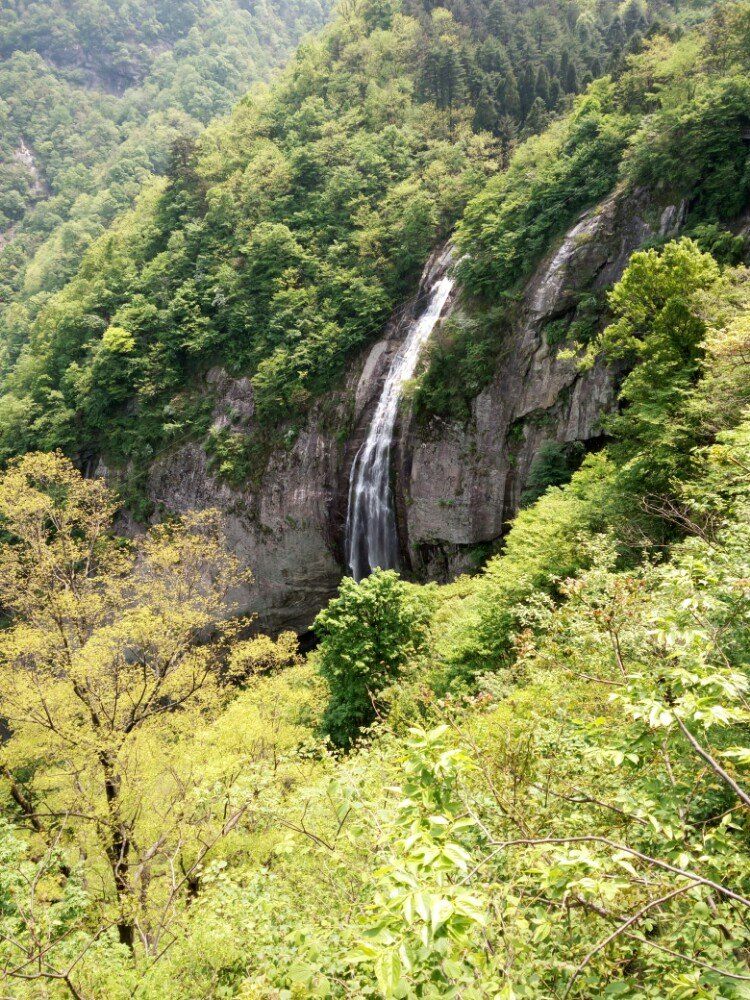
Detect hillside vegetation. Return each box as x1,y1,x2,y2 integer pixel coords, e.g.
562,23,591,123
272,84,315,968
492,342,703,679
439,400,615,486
0,0,699,496
3,1,750,997
415,5,750,417
0,0,332,341
3,223,750,998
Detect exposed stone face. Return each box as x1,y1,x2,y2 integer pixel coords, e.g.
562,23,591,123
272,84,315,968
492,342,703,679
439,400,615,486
13,139,47,200
396,186,668,578
144,394,345,635
127,186,681,631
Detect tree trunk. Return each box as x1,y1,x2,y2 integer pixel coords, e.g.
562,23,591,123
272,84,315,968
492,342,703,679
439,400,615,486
100,753,135,953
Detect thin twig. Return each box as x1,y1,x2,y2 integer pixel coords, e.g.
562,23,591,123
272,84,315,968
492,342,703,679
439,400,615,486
674,715,750,810
563,883,698,997
485,836,750,908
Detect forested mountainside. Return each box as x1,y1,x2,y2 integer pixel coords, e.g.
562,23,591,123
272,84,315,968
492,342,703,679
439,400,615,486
5,0,750,997
0,0,702,467
0,0,331,329
0,0,738,629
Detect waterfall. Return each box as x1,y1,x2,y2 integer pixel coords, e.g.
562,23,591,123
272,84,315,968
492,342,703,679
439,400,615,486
345,258,454,581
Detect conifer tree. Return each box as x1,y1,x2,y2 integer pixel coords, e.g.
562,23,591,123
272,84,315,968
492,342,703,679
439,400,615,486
487,0,511,42
520,63,536,117
607,13,627,47
520,96,552,139
535,63,551,105
495,53,521,118
628,29,644,53
564,59,579,92
624,0,646,34
496,113,518,166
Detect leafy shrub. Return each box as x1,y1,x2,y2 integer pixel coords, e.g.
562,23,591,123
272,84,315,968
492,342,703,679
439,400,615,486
355,726,490,995
431,453,615,689
687,222,747,266
622,75,750,223
598,237,721,495
314,570,430,747
229,631,300,680
456,81,635,299
413,308,510,422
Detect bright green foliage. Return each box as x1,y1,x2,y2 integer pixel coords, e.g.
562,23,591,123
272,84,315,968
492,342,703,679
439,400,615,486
493,428,750,994
0,0,332,316
456,17,750,305
687,265,750,437
4,423,750,994
428,241,750,688
4,3,750,998
0,818,92,991
599,238,721,494
412,307,510,421
0,1,498,474
355,726,491,997
520,439,585,506
456,81,635,298
430,452,614,688
315,570,431,747
623,75,750,224
229,629,300,680
686,223,747,266
416,14,750,421
0,0,700,481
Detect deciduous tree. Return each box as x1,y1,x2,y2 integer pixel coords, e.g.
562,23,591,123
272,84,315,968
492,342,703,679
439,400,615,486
0,453,251,959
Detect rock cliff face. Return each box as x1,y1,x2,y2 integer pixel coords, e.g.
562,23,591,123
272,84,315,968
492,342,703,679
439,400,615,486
137,185,684,631
395,186,684,579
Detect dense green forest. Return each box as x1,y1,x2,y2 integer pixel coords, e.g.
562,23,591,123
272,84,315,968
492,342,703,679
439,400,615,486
4,0,750,996
0,0,332,340
0,0,701,489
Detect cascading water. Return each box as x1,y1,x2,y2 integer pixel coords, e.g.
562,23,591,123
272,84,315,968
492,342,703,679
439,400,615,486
345,259,454,581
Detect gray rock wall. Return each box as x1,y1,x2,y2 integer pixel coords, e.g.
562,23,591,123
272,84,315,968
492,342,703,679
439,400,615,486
126,186,682,631
397,186,674,578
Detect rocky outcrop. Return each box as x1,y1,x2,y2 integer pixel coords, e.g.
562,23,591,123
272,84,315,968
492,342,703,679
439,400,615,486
144,374,344,634
130,185,684,631
14,139,47,201
395,186,678,578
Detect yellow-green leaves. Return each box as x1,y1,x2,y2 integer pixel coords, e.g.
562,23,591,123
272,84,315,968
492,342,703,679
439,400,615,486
356,726,489,997
0,453,256,964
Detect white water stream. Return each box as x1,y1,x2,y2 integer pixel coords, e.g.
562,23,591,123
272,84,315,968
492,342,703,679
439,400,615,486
345,265,454,581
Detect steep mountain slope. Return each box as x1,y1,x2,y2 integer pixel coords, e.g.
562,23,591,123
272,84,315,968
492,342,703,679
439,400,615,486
0,0,730,630
4,7,750,997
0,0,332,346
133,185,683,632
3,227,750,995
105,7,750,626
0,0,692,436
